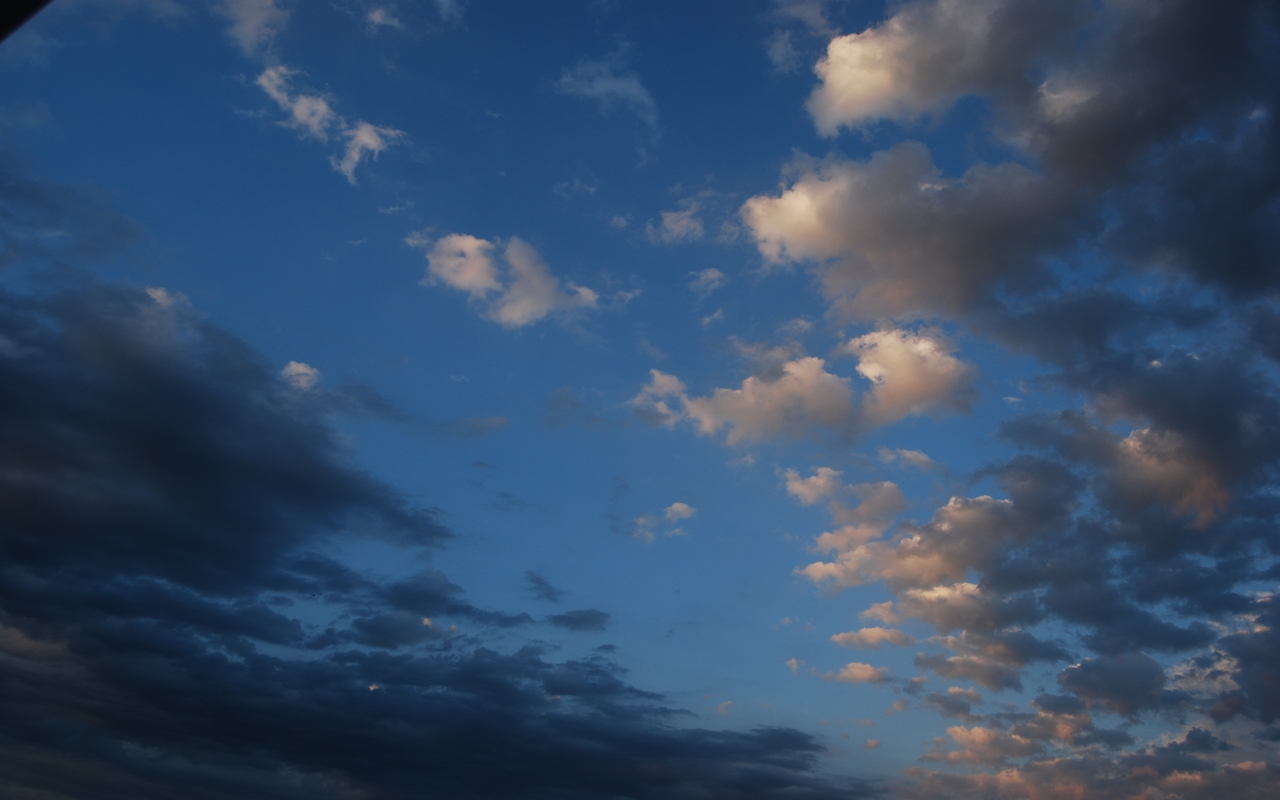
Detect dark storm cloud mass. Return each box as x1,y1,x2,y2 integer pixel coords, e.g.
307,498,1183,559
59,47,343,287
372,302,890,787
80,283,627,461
0,281,871,799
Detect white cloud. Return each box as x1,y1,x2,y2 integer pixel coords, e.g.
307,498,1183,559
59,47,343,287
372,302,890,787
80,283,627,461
741,144,1074,319
664,502,697,522
417,233,501,298
647,205,704,244
798,495,1016,590
831,627,915,649
783,466,842,505
333,121,405,185
257,67,337,140
682,357,854,445
823,662,891,684
411,234,597,328
255,67,404,184
281,360,320,391
840,329,976,424
217,0,290,57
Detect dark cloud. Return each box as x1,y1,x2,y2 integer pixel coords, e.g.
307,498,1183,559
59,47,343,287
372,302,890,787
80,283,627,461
1057,654,1167,717
0,283,865,799
525,571,564,603
548,608,612,632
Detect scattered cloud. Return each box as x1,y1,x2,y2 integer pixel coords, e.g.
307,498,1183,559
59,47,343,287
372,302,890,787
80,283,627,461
547,608,612,632
410,233,598,328
688,268,726,297
831,627,915,649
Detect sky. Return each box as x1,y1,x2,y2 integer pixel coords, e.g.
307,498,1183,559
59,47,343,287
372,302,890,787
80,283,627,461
1,0,1278,797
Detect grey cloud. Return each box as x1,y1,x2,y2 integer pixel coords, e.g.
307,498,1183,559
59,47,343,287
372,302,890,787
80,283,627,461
525,571,564,603
1057,654,1167,717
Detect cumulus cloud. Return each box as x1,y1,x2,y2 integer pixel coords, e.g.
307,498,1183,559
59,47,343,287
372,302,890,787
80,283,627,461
839,328,977,424
631,331,971,445
688,268,726,298
555,51,659,128
664,502,696,522
742,143,1079,319
281,360,320,390
823,662,891,684
410,234,598,328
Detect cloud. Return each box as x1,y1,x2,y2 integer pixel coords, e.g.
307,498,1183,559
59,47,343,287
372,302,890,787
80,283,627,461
255,67,404,184
821,662,891,684
555,51,659,128
839,328,977,424
831,627,914,649
742,144,1079,319
216,0,290,57
525,571,564,603
547,609,612,632
664,502,696,522
878,447,939,470
784,466,843,505
1058,654,1168,717
647,204,705,244
281,360,320,390
333,121,404,185
411,234,598,328
925,726,1043,765
688,269,726,298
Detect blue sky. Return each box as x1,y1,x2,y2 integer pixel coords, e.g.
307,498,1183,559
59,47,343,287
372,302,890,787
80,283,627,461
2,1,1279,797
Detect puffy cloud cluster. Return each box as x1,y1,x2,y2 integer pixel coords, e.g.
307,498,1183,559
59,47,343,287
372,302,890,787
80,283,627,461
410,233,598,328
631,328,974,444
745,0,1280,318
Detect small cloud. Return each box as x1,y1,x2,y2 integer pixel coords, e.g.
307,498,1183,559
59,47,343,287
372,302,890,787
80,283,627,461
778,317,814,337
333,121,405,185
688,268,726,297
664,502,696,522
701,309,725,328
609,214,630,229
877,446,940,470
717,700,734,715
824,662,891,684
526,572,564,604
554,179,597,197
281,361,320,391
646,205,704,244
786,658,802,674
865,739,881,749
